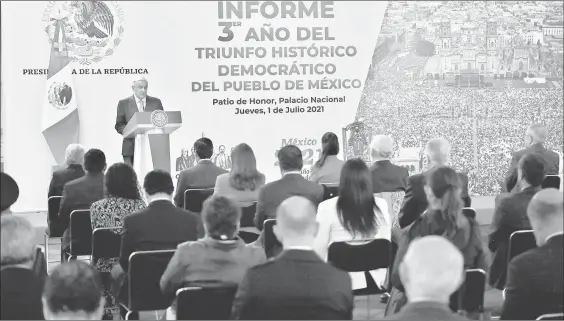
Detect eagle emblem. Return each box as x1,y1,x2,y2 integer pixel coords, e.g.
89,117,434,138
43,1,124,65
151,110,168,128
48,82,73,110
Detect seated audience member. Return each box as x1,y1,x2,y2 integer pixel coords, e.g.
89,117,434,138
160,195,266,318
1,215,44,320
310,132,344,184
174,137,228,208
48,144,86,197
387,166,486,315
255,144,324,231
213,143,265,207
58,148,106,260
232,196,354,320
501,188,563,320
489,153,545,290
314,158,391,290
369,135,408,193
43,261,104,320
399,138,471,228
505,124,560,193
90,163,146,319
1,172,19,215
111,170,201,304
385,236,469,321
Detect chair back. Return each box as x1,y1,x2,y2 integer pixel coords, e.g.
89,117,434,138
452,269,486,313
321,184,339,201
374,191,405,228
69,209,92,256
508,230,536,264
127,250,175,311
91,227,121,265
462,207,476,220
240,202,257,227
264,219,282,258
536,313,564,320
47,196,64,236
184,188,214,212
238,231,259,244
542,175,561,189
176,285,238,320
328,239,391,272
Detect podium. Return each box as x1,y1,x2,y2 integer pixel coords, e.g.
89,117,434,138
122,111,182,183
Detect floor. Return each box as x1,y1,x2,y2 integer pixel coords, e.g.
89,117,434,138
20,196,503,320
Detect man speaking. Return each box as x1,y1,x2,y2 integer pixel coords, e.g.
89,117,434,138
114,77,164,166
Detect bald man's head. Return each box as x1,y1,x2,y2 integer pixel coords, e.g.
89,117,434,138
527,188,563,246
526,124,548,145
273,196,318,247
400,236,464,303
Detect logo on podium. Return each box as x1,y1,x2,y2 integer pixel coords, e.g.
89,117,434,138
151,110,168,128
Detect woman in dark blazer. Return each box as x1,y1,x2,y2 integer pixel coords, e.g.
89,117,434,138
385,166,487,316
48,144,86,197
160,195,266,319
310,132,344,184
90,163,146,319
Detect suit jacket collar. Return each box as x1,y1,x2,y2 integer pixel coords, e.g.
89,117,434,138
197,159,213,165
147,199,174,209
281,173,304,181
518,185,541,196
67,164,83,170
400,301,453,314
199,236,245,249
530,143,545,151
371,159,391,169
277,249,322,262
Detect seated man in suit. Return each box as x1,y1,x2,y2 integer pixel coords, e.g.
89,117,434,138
1,172,19,215
48,144,86,197
232,196,353,320
385,236,468,321
58,149,106,261
1,215,45,320
43,261,104,320
489,153,545,290
174,137,228,208
370,135,408,193
501,188,563,320
399,138,471,228
505,124,560,193
255,144,324,231
111,170,201,304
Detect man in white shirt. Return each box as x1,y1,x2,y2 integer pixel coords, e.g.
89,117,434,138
501,188,563,320
114,77,164,166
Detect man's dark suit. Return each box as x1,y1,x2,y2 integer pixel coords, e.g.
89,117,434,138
255,173,324,231
173,160,228,208
114,95,164,164
501,234,563,320
48,164,85,197
370,160,409,193
0,267,45,320
398,170,471,228
111,200,201,302
488,186,540,290
505,143,560,192
231,249,354,320
385,301,469,321
58,173,105,251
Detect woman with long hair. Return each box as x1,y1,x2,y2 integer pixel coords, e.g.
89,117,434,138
90,163,146,319
214,143,265,206
314,158,391,290
310,132,344,184
385,166,487,316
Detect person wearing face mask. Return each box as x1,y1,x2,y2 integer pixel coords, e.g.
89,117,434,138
114,77,164,167
385,166,487,316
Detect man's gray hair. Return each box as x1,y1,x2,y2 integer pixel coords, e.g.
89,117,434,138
64,144,86,166
526,124,548,144
1,215,36,265
371,135,394,159
131,76,148,86
425,138,451,165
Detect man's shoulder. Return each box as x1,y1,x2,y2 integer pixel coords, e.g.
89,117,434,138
408,173,424,184
118,96,132,104
147,96,162,103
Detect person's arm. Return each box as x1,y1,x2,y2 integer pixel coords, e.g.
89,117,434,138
58,185,71,229
488,199,508,252
119,216,133,272
504,153,520,192
230,271,253,320
398,176,418,228
460,174,472,207
156,98,164,110
114,101,127,135
309,165,320,183
213,175,224,196
174,173,187,208
254,187,268,231
500,259,530,320
390,230,410,291
160,245,188,302
313,203,332,260
47,172,59,198
400,167,409,191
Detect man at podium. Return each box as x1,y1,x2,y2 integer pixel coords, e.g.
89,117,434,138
114,77,164,166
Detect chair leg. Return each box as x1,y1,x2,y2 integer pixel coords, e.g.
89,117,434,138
44,234,49,263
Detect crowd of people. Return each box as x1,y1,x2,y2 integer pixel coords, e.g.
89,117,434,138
1,123,562,320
